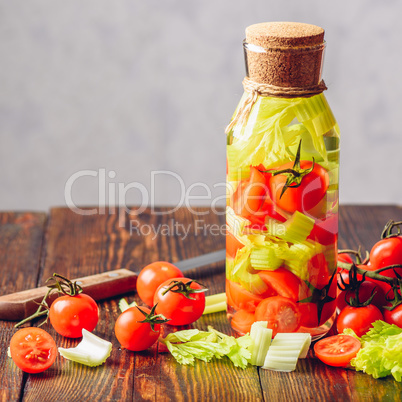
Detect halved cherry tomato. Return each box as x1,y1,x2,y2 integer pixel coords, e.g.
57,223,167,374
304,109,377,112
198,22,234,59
268,161,329,213
137,261,184,307
336,304,383,337
10,327,57,373
258,268,309,302
230,309,255,334
232,166,267,220
314,335,361,367
255,296,301,337
226,279,266,312
49,293,99,338
226,231,244,259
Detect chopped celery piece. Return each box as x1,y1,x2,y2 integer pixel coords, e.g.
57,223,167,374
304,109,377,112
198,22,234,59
119,298,137,313
262,332,311,371
272,211,315,243
203,293,227,315
226,206,250,236
250,245,283,270
249,321,272,366
58,329,112,367
239,270,269,295
284,240,321,281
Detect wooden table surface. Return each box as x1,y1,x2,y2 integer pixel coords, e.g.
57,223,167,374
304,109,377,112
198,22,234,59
1,205,402,401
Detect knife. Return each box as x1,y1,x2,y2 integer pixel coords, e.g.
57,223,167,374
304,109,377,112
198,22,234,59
0,249,226,321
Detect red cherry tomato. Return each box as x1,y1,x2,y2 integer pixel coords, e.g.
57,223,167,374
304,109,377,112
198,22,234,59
338,253,354,265
383,305,402,328
336,304,383,337
226,231,244,259
337,280,386,311
114,306,160,351
268,161,329,213
258,268,309,302
314,335,361,367
49,293,99,338
226,279,267,312
154,278,205,326
255,296,301,337
10,327,57,373
137,261,184,307
369,236,402,276
230,309,256,334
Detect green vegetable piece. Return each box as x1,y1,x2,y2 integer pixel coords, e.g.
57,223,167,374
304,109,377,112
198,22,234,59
203,293,227,315
345,320,402,381
119,298,137,313
249,321,272,366
58,329,112,367
160,327,252,369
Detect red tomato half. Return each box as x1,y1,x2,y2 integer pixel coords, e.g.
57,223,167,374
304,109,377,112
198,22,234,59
314,335,361,367
226,279,271,312
232,166,267,220
115,306,160,351
258,268,309,302
230,309,256,334
226,231,244,259
49,293,99,338
308,214,338,246
255,296,301,337
268,161,329,213
10,327,57,373
137,261,184,307
154,278,205,326
336,304,383,337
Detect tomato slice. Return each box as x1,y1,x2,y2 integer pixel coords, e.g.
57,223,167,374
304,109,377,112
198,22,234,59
10,327,58,373
308,214,338,246
255,296,301,337
226,279,266,312
230,309,256,334
226,231,244,258
314,335,361,367
232,166,267,219
258,268,309,301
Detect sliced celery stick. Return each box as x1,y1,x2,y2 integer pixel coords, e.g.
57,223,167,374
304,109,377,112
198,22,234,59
284,240,320,281
262,333,311,371
119,298,137,313
275,211,315,243
250,245,283,270
58,329,112,367
249,321,272,366
203,293,227,315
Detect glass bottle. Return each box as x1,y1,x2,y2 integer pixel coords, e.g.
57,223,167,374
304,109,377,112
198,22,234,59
226,22,339,339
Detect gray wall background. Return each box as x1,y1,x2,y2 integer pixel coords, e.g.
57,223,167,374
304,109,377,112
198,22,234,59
1,0,401,211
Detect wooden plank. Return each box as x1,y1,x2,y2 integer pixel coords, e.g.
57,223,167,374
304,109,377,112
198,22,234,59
20,207,263,401
0,212,47,402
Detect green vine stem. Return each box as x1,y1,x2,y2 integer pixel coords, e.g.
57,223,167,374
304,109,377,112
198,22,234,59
337,261,402,285
381,220,402,239
15,273,84,328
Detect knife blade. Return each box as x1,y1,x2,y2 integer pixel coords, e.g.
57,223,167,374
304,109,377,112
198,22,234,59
0,248,226,321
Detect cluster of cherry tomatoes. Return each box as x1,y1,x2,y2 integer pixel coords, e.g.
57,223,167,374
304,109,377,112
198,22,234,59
114,261,206,351
335,227,402,337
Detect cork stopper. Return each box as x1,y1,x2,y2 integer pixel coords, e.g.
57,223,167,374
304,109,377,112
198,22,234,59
244,22,326,88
